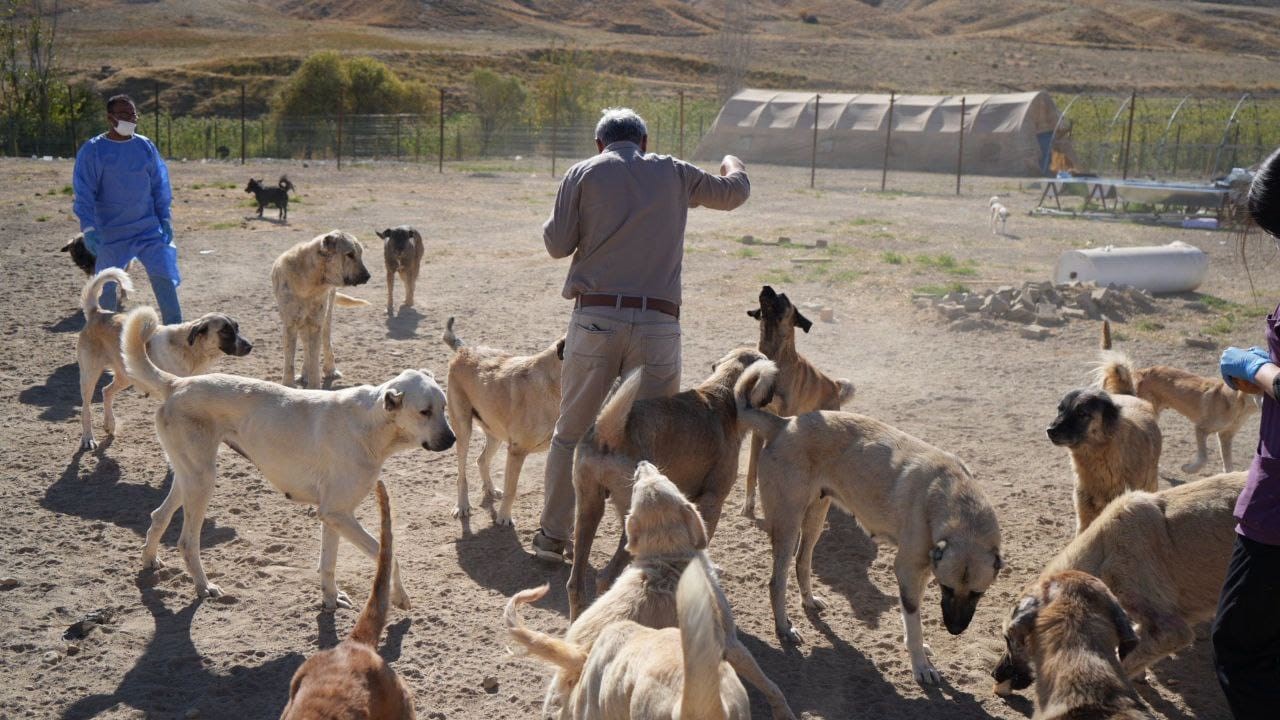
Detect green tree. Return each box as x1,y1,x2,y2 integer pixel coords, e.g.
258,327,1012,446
531,46,600,130
272,52,430,118
469,69,526,155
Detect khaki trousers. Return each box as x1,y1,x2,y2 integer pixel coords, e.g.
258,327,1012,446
540,306,681,542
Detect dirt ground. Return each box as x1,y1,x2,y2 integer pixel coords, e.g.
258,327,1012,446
2,154,1273,719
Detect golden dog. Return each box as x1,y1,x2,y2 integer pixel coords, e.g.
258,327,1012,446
741,285,855,517
280,481,415,719
272,230,371,388
377,226,424,316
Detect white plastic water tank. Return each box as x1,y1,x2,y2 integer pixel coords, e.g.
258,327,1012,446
1052,241,1209,293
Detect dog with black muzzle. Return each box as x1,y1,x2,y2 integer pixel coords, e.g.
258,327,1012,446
272,230,372,388
377,226,425,316
60,233,97,276
246,175,294,222
76,268,253,450
735,360,1003,685
992,570,1151,719
122,305,454,610
1048,388,1161,534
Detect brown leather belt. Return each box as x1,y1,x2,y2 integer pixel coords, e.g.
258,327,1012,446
575,293,680,319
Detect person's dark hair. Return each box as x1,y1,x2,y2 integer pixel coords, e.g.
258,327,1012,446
1250,147,1280,239
106,94,135,114
595,107,647,146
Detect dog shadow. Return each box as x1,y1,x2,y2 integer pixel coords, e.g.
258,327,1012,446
43,452,236,548
1141,636,1231,720
386,306,423,340
46,309,86,333
246,214,287,226
738,614,990,718
19,362,86,422
454,522,571,613
313,610,410,663
810,508,897,627
61,575,305,719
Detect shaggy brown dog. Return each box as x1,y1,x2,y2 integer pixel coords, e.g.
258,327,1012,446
741,285,855,517
994,473,1243,685
992,570,1150,720
280,481,416,719
272,230,371,388
377,226,425,316
441,316,564,525
1047,386,1161,534
568,347,769,620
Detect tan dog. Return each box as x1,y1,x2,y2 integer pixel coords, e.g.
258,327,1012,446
569,347,769,620
122,305,455,609
735,360,1003,685
442,317,564,525
377,226,425,316
1047,385,1161,534
272,230,371,388
995,473,1243,685
1096,328,1258,473
507,557,748,720
76,268,253,450
508,461,794,720
742,285,855,517
992,571,1150,720
280,481,415,719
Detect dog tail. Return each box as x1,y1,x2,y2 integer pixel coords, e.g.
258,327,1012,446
278,175,294,192
442,316,463,351
81,268,133,318
122,306,177,399
1092,350,1137,396
836,378,856,407
504,584,588,675
333,292,370,308
1101,320,1112,350
677,560,730,720
733,360,788,444
594,369,641,450
350,480,392,647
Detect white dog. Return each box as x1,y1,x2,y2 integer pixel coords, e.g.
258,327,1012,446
122,305,455,610
990,196,1010,235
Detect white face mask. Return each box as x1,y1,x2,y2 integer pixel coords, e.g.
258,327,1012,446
114,119,137,137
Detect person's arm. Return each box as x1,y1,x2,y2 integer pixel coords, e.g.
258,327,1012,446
543,170,582,259
150,140,173,224
72,143,98,233
1256,363,1280,400
683,155,750,210
1221,346,1276,397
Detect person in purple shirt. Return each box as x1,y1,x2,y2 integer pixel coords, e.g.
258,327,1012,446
1214,145,1280,719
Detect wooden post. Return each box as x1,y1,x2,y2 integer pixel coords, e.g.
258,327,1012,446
810,93,819,189
1121,90,1136,180
675,89,686,156
955,96,966,196
438,89,445,173
337,90,344,170
881,91,895,192
240,84,247,165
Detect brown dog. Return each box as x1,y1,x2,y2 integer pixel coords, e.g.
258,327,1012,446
280,481,415,719
507,461,794,720
77,268,253,450
741,285,855,517
1096,328,1258,474
377,226,425,316
272,230,371,388
442,317,564,525
568,347,769,620
1047,386,1161,534
60,233,96,276
995,473,1243,685
992,571,1150,720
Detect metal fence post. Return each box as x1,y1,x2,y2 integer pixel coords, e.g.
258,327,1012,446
810,93,819,189
955,96,965,196
551,86,559,178
337,91,344,170
240,84,246,165
1121,90,1136,180
395,114,401,161
438,89,445,173
679,90,685,158
880,91,895,192
154,82,161,141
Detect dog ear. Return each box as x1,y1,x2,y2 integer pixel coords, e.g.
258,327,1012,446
993,553,1005,572
418,368,434,380
60,240,74,252
410,228,423,244
760,285,777,300
320,232,342,255
555,338,566,360
1094,393,1120,426
1103,590,1140,660
792,309,813,333
681,502,709,550
930,540,947,565
376,229,388,239
186,320,210,346
1007,593,1040,646
383,389,404,411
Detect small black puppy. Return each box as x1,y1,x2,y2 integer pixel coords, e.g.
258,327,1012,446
245,175,295,222
60,233,96,276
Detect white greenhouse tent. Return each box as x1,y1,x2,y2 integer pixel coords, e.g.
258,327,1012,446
694,89,1070,176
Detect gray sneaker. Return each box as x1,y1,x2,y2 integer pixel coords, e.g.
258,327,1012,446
532,529,571,563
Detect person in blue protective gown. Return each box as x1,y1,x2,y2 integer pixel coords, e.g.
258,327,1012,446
72,94,182,324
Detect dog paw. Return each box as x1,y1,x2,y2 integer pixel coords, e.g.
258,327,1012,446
912,659,942,685
80,436,98,451
802,594,827,611
484,488,504,501
493,512,513,527
392,589,411,611
198,582,224,599
1180,461,1206,474
323,368,343,381
451,504,472,519
323,590,353,611
778,624,804,645
141,555,165,571
739,502,756,519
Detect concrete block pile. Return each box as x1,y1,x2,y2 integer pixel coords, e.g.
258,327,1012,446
918,281,1158,339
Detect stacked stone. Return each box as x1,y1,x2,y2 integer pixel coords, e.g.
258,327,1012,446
919,281,1158,339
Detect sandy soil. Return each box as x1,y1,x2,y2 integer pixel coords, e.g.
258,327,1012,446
1,154,1272,719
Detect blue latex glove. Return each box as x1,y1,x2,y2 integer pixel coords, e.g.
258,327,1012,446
83,229,102,254
160,219,174,245
1220,346,1271,389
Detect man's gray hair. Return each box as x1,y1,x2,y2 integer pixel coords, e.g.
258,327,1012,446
595,108,648,146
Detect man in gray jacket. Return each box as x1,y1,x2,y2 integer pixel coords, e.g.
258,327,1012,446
533,107,751,561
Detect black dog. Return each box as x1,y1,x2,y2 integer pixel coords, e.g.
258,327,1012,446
245,176,295,222
60,233,96,276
